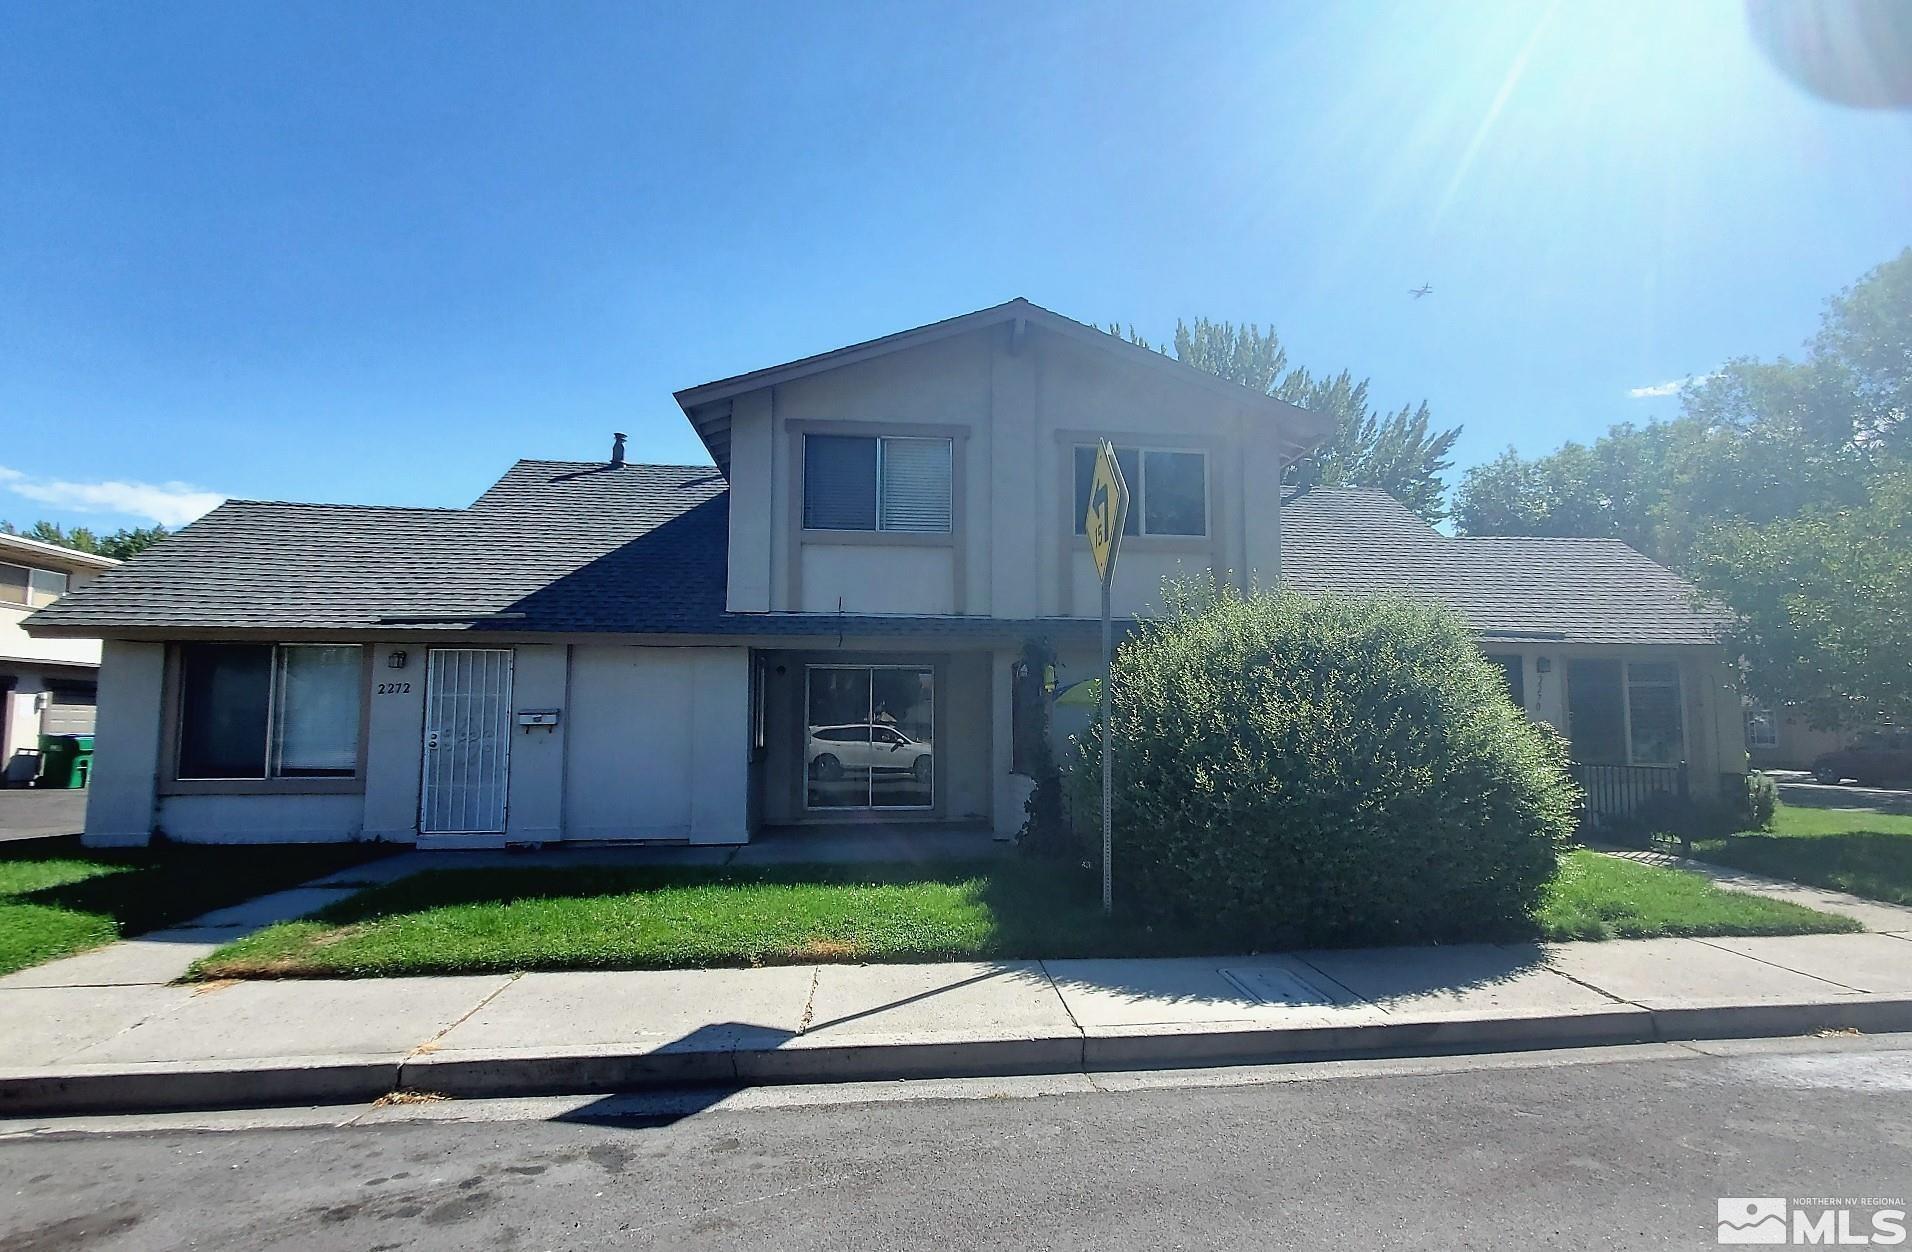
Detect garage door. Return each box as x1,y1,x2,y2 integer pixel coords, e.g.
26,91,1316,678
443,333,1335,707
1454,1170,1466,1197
43,687,97,736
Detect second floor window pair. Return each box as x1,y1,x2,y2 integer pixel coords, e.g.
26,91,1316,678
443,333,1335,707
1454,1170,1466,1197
799,434,1211,540
803,434,954,534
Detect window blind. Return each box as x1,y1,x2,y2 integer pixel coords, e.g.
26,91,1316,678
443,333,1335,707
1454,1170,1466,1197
878,437,953,533
274,645,362,776
803,435,879,530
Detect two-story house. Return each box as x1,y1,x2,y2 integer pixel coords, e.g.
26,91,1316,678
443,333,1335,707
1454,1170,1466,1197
25,299,1747,847
2,532,118,786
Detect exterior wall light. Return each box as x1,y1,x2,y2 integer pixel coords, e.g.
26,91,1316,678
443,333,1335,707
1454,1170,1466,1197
388,650,409,670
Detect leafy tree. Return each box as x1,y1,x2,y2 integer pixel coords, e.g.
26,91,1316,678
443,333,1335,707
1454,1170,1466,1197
95,525,170,560
1453,424,1679,558
1,519,169,560
1114,318,1461,524
1690,465,1912,727
1452,247,1912,726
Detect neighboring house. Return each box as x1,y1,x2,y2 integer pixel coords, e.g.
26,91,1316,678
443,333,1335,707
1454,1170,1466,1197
24,299,1747,847
1744,702,1896,775
1279,488,1743,815
1,532,119,785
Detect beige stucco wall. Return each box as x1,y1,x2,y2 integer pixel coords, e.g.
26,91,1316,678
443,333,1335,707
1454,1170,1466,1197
157,793,366,843
87,638,753,847
81,639,164,847
1750,716,1851,772
564,644,750,843
723,321,1290,622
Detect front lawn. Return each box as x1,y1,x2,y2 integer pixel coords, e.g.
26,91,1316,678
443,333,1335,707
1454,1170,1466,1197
190,849,1857,980
1691,801,1912,905
1537,850,1858,941
0,837,393,976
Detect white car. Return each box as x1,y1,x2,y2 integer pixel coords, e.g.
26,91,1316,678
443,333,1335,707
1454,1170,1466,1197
807,723,932,783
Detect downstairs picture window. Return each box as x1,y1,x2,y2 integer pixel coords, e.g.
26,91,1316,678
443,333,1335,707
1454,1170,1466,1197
177,644,363,779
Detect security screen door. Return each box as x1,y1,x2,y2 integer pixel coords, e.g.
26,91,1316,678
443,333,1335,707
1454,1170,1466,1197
804,665,933,810
420,649,514,834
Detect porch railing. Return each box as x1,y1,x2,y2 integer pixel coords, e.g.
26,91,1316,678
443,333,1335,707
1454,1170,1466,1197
1570,762,1688,824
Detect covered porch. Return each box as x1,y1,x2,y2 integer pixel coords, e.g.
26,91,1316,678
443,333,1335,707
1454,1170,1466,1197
1478,640,1747,820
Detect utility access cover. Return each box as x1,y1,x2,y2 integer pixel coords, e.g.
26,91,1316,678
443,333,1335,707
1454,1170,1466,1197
1219,966,1341,1008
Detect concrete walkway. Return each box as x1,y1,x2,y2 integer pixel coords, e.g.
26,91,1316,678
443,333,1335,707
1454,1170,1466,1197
1598,846,1912,933
6,920,1912,1115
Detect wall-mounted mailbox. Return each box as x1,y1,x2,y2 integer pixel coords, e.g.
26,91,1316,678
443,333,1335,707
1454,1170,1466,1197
517,709,561,731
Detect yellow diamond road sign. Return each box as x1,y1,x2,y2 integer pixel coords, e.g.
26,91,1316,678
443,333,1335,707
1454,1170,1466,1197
1084,439,1130,586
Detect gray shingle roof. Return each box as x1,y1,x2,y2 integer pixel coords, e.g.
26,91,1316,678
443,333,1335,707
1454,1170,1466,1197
1279,486,1729,645
28,464,1726,647
24,460,1093,641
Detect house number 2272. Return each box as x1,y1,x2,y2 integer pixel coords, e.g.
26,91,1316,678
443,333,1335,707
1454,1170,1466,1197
376,682,412,695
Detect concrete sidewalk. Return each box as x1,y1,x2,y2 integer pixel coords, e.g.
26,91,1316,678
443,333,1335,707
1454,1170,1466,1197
6,924,1912,1115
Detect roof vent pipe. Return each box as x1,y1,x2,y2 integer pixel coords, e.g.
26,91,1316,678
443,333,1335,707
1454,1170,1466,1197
610,432,627,466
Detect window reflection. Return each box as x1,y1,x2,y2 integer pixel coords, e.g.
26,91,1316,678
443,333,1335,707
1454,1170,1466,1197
806,665,933,809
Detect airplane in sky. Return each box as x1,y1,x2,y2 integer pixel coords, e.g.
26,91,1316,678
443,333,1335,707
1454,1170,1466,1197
1409,283,1433,299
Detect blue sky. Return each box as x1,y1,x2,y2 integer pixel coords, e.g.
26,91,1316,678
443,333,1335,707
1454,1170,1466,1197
2,1,1908,530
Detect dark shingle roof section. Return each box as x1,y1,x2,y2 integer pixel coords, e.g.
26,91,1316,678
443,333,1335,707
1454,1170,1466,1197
1279,486,1729,645
24,460,1096,641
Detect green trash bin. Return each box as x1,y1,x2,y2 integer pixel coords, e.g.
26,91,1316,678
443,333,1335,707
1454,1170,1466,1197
35,734,92,789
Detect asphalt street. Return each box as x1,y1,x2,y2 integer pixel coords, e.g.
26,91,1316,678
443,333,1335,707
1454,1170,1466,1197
3,1037,1909,1251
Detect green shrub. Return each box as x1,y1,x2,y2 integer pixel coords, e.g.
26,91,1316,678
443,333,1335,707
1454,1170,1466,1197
1086,584,1577,947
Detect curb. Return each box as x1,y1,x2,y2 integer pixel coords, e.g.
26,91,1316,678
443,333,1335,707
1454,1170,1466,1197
7,998,1912,1117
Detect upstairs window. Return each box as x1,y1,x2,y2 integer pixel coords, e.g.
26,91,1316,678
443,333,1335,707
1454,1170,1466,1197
1073,446,1208,537
802,434,953,533
1,562,68,608
177,644,363,780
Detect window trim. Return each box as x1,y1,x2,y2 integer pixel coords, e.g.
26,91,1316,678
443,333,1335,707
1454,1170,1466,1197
1072,443,1212,539
1567,656,1688,768
160,642,372,796
1745,702,1780,750
801,433,955,537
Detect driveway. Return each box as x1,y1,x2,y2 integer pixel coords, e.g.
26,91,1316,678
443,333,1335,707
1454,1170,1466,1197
0,788,86,842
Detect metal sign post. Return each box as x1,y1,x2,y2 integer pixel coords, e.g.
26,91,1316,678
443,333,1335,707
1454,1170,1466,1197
1083,440,1129,915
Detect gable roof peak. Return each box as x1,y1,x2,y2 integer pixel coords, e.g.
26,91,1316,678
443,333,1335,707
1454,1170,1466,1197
674,297,1334,476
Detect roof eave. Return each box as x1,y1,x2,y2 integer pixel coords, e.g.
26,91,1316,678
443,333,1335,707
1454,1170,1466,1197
0,533,122,571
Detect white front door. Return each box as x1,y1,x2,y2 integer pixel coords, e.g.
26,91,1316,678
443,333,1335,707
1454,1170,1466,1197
420,648,513,835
